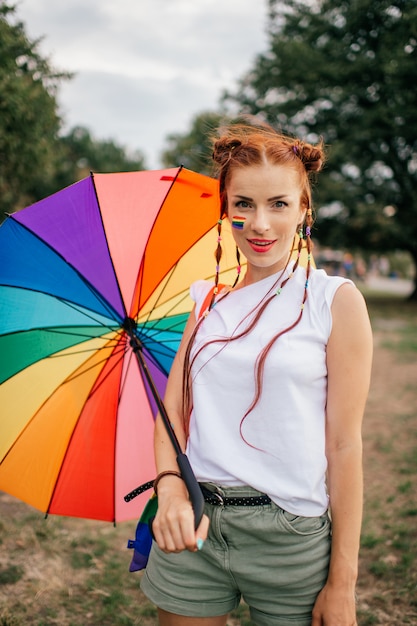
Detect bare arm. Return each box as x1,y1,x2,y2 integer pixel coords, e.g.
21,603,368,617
151,307,209,553
312,283,373,625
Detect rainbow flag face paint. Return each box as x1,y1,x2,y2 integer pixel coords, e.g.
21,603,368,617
231,215,246,230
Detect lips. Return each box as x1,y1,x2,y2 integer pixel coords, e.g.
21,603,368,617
247,239,276,253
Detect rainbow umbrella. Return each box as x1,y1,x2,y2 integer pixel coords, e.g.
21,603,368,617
0,167,242,523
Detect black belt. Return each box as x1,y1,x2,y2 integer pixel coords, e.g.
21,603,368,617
200,484,271,507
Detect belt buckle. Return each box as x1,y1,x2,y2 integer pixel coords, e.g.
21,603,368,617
212,492,224,505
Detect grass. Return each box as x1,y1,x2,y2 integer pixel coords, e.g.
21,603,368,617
381,323,417,358
357,294,417,624
0,566,24,586
0,292,416,625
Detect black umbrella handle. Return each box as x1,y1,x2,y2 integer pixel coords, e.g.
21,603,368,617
176,453,205,529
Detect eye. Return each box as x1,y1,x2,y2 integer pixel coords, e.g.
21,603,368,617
235,200,251,209
274,200,287,209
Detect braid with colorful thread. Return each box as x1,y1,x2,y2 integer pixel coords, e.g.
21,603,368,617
206,217,224,312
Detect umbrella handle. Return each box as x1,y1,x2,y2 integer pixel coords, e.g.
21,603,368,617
176,453,205,529
148,454,204,541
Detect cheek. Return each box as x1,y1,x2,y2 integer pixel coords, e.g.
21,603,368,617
231,215,247,230
277,215,302,236
285,210,306,235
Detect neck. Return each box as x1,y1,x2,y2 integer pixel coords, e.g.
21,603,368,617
240,257,293,289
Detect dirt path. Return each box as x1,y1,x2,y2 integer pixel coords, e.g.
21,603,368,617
357,317,417,625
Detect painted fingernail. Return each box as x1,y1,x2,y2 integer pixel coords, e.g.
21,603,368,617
196,538,204,551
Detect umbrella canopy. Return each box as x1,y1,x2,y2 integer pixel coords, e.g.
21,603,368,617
0,166,310,524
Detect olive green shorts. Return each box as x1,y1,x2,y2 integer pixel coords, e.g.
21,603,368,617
140,484,331,626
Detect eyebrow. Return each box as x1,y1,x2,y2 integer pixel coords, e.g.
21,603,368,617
232,194,290,202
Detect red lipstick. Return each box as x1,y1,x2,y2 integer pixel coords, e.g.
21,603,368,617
247,239,276,253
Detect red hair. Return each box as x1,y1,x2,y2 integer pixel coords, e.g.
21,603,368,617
212,119,324,218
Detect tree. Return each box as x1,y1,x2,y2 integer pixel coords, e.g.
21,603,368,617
0,2,69,222
161,111,225,175
0,3,148,222
225,0,417,297
47,126,146,194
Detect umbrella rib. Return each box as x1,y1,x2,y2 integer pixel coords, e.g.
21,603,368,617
47,341,122,361
45,340,128,521
5,216,124,323
90,172,130,324
78,344,128,400
3,283,121,333
139,328,182,349
135,225,219,326
139,344,171,377
140,335,182,350
62,344,127,385
47,323,125,341
43,327,119,341
150,257,228,326
0,340,127,479
1,325,119,343
140,339,177,357
139,316,187,337
138,265,178,328
138,290,191,335
132,166,184,320
117,343,135,401
47,293,121,331
111,345,136,524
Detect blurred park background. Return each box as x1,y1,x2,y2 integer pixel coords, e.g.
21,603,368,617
1,0,417,300
0,1,416,624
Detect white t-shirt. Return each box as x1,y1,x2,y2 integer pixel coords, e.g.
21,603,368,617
186,263,352,516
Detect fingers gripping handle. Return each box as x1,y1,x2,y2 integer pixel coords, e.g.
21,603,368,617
150,454,204,539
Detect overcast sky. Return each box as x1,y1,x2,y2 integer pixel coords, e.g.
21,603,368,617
16,0,268,168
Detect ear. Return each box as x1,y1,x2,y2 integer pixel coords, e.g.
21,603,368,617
298,205,307,226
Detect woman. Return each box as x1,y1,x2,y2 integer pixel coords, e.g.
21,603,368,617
141,120,373,626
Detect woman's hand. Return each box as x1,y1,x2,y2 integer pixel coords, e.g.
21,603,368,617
311,582,357,626
151,476,209,553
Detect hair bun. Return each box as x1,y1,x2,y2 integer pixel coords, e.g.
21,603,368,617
212,138,242,165
295,141,325,173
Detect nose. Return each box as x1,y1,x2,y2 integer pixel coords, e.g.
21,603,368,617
251,208,270,234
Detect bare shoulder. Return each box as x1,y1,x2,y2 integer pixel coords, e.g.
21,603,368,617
329,282,373,352
332,282,371,326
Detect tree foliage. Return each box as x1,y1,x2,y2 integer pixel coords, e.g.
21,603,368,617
48,126,146,194
225,0,417,296
0,3,147,222
161,111,225,175
0,1,68,221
